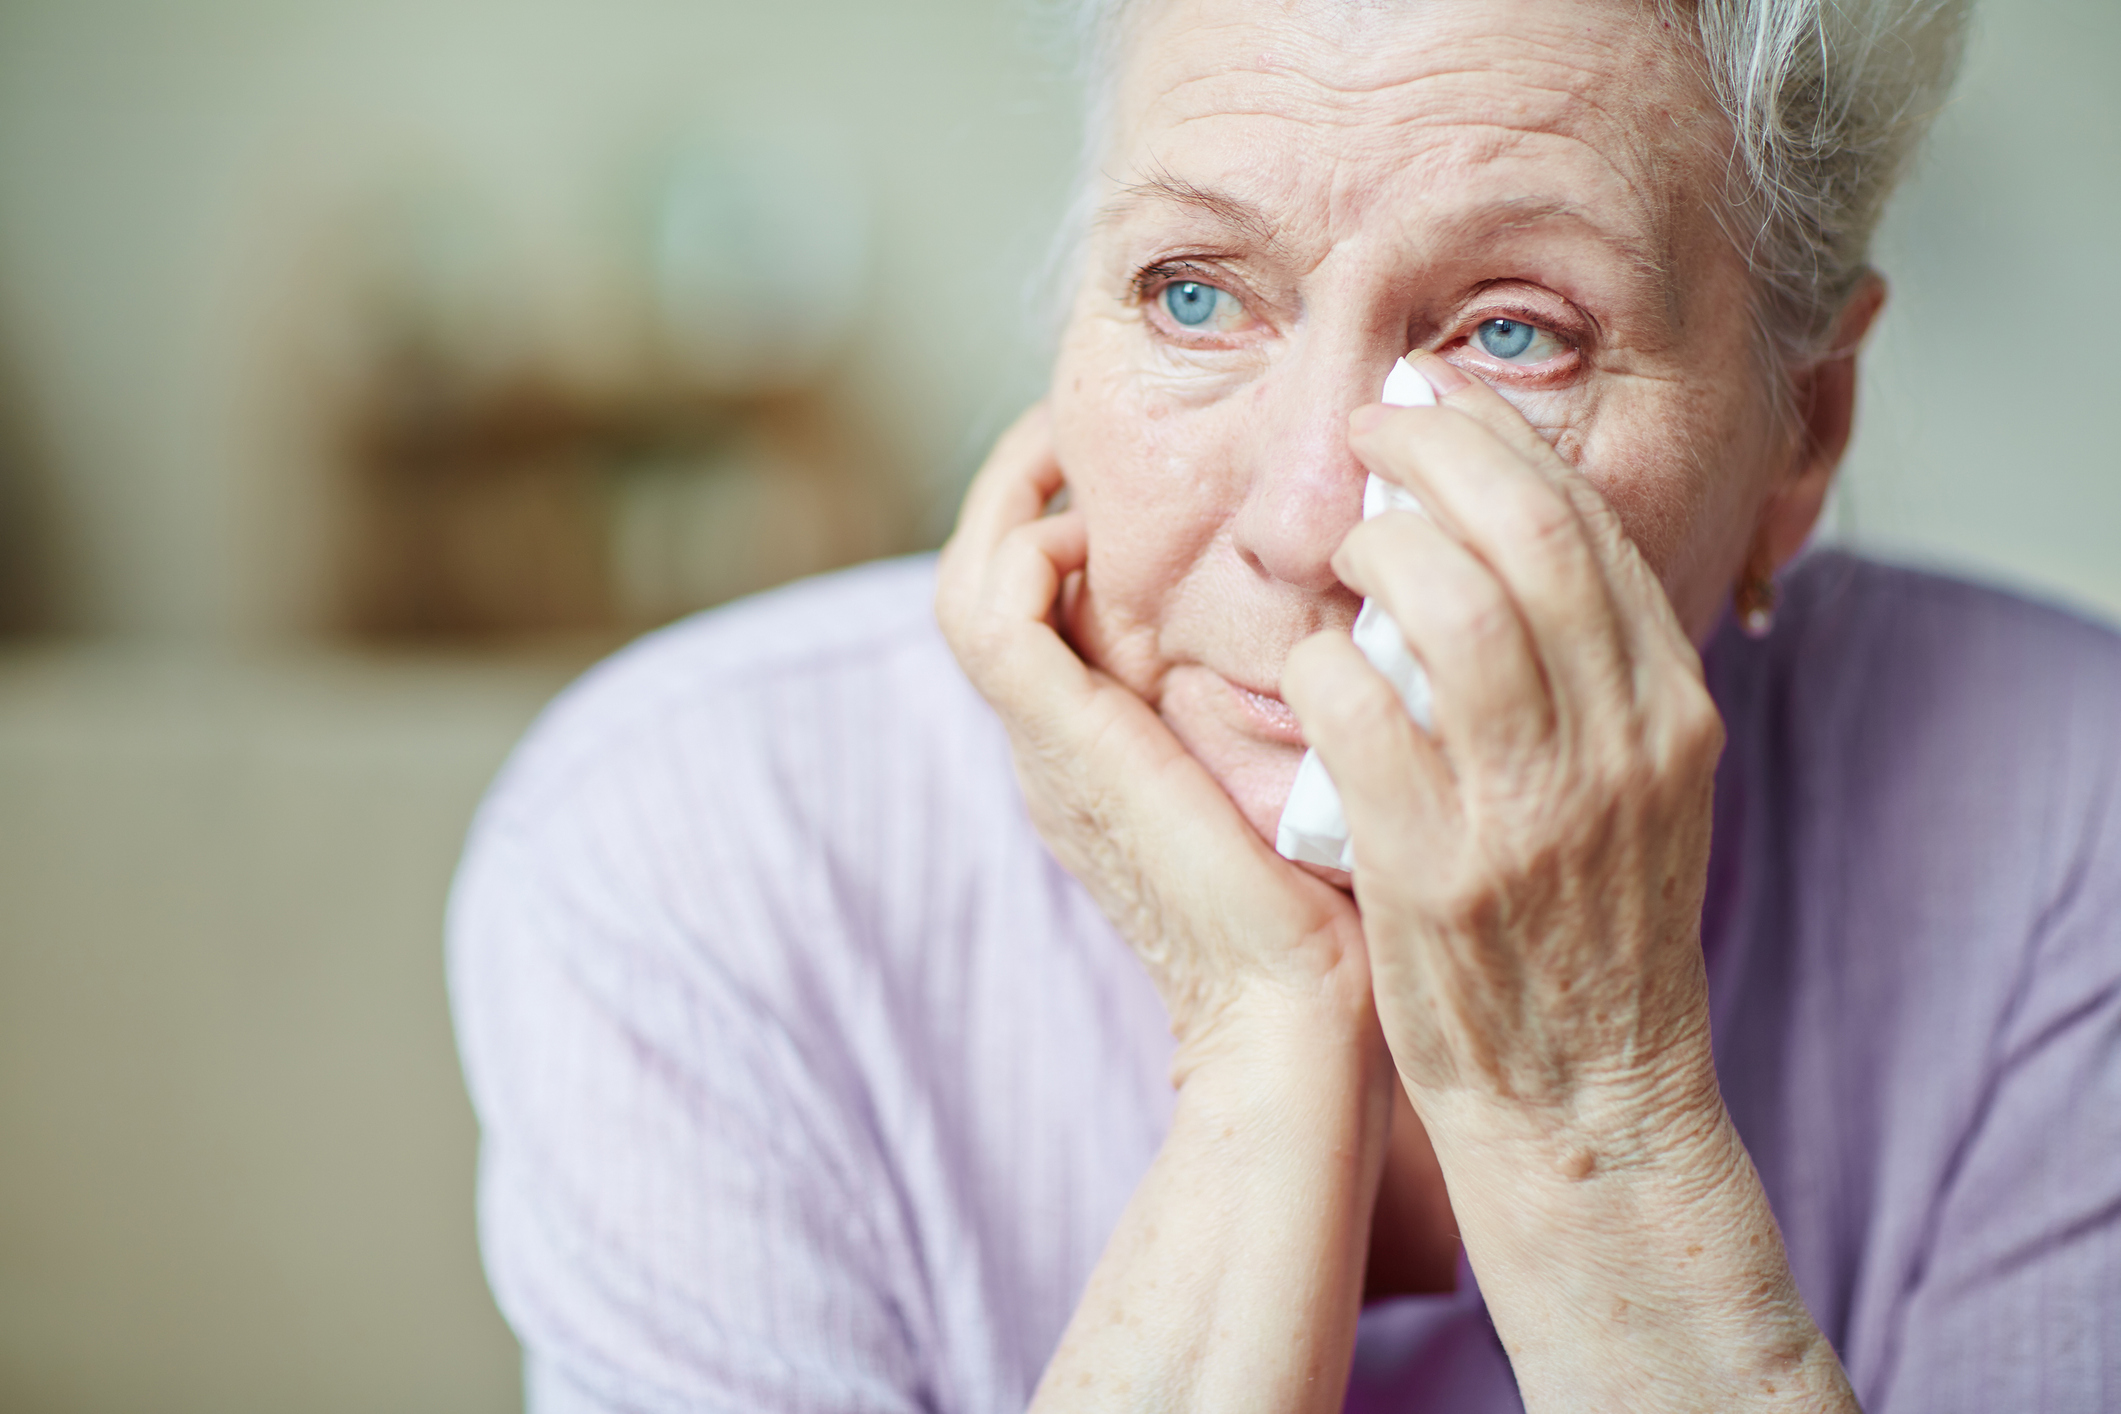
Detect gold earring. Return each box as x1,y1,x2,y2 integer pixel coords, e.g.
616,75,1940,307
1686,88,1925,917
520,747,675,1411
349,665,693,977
1735,572,1778,639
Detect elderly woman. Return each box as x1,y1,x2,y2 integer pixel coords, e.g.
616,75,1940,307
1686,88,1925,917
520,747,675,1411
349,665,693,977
449,0,2121,1409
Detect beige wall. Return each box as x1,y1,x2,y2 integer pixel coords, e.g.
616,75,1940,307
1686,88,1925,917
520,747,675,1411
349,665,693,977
0,0,1078,641
0,3,1080,1409
1833,0,2121,616
0,650,564,1413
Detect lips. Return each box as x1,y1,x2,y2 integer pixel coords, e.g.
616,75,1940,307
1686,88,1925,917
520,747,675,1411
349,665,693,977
1226,680,1307,746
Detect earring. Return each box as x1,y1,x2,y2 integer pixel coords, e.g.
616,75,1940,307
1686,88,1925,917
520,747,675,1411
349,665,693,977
1735,572,1778,639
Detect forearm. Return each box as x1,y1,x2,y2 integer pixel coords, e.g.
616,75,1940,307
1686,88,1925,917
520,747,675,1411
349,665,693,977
1424,1075,1855,1414
1030,987,1393,1414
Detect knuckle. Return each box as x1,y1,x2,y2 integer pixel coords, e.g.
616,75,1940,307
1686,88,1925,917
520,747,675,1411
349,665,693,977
996,519,1040,560
1335,517,1389,580
935,596,978,658
1502,486,1586,563
1565,477,1628,541
1282,631,1344,697
1658,675,1726,763
1430,874,1502,939
952,610,1017,680
1593,757,1658,813
1369,411,1429,464
1364,511,1435,573
1432,575,1517,645
1314,669,1407,743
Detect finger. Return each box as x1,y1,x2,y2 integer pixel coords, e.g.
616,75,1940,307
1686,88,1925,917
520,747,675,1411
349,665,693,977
1332,510,1556,765
1348,401,1633,725
985,509,1087,621
1408,350,1561,473
1409,351,1697,676
938,404,1064,637
946,403,1064,565
955,510,1093,720
1282,630,1459,873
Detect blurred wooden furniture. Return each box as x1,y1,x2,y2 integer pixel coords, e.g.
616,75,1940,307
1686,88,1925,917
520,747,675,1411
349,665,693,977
340,349,894,643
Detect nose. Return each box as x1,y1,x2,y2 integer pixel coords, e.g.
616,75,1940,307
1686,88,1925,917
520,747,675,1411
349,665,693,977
1226,338,1394,596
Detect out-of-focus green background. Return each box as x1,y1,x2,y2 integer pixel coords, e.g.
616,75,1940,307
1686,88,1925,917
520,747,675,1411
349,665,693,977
0,0,2113,1409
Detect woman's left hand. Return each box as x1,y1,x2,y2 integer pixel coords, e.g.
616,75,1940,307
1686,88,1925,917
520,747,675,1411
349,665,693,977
1286,352,1726,1138
1284,353,1853,1411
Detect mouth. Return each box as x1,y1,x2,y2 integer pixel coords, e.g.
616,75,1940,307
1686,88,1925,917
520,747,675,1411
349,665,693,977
1225,679,1307,747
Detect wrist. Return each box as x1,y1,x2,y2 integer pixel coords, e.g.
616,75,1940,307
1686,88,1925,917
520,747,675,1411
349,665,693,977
1429,1086,1752,1256
1169,952,1382,1086
1412,1038,1730,1185
1041,963,1398,1414
1417,1043,1749,1278
1170,978,1398,1166
1422,1083,1848,1411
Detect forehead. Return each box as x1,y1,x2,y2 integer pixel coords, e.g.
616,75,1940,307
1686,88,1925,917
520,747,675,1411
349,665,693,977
1104,0,1726,270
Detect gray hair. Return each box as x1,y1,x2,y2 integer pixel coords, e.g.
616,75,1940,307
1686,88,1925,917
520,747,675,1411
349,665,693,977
1056,0,1971,370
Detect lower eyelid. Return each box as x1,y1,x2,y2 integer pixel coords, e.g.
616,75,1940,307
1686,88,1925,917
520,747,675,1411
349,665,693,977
1451,342,1578,380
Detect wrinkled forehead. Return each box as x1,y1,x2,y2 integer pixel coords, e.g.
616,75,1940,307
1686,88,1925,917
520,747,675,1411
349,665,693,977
1100,0,1730,274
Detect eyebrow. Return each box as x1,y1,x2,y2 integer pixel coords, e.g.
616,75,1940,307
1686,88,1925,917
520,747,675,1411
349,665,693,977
1445,195,1668,287
1097,179,1662,280
1094,171,1674,324
1094,170,1283,253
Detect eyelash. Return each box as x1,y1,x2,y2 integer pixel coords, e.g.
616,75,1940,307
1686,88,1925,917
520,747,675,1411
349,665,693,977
1129,259,1222,306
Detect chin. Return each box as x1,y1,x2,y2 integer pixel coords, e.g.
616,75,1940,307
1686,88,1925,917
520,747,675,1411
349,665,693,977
1068,605,1315,854
1197,734,1360,890
1157,691,1307,847
1221,748,1306,846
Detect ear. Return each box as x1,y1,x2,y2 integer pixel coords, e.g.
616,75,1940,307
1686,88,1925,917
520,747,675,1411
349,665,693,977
1751,270,1888,574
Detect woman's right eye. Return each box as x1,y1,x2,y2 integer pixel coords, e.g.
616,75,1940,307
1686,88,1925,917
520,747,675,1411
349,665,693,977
1160,280,1244,332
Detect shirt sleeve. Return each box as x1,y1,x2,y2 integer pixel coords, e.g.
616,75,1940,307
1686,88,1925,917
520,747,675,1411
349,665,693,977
1871,770,2121,1411
447,776,937,1414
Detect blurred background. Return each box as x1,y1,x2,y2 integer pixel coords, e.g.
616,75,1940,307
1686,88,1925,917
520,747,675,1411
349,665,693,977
0,0,2113,1409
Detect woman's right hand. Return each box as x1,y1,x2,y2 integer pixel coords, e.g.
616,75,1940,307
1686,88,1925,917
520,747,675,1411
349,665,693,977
935,405,1372,1071
947,408,1420,1414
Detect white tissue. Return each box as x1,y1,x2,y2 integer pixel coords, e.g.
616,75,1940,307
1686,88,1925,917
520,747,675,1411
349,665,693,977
1274,357,1436,872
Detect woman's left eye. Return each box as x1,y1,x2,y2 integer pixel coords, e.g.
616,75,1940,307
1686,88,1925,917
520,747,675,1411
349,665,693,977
1160,280,1244,332
1472,318,1565,365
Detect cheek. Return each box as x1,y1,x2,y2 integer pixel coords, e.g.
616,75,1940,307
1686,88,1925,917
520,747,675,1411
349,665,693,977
1050,335,1245,676
1456,373,1712,575
1575,372,1774,611
1586,437,1704,582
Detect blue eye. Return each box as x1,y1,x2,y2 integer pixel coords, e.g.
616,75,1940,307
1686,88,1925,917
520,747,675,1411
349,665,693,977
1473,318,1561,364
1164,281,1223,327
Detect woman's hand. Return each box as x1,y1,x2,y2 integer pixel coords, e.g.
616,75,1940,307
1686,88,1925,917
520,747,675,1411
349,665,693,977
1285,351,1726,1141
944,407,1399,1414
936,404,1372,1070
1285,353,1854,1413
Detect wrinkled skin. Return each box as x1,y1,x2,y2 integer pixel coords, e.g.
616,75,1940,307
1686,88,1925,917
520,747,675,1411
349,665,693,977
937,0,1877,1408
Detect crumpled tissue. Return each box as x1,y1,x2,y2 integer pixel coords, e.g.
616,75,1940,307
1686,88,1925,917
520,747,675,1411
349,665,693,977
1274,356,1436,871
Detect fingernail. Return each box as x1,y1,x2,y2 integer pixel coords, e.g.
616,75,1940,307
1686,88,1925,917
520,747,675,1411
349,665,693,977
1411,349,1470,395
1349,403,1388,435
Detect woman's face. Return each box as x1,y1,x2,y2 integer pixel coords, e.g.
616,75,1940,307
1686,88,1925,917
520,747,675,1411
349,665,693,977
1051,0,1799,843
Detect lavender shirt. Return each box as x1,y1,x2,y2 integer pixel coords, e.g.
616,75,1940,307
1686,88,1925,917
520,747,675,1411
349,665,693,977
449,550,2121,1413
